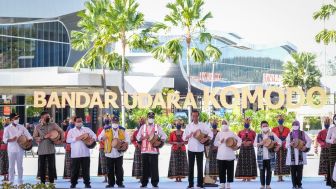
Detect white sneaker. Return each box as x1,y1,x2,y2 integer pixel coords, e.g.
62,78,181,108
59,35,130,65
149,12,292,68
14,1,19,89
219,183,226,189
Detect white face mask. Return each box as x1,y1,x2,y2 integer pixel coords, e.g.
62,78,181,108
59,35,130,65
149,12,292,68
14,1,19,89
293,126,300,130
13,119,19,125
222,125,229,132
75,123,82,128
262,127,269,133
148,118,154,124
112,123,118,128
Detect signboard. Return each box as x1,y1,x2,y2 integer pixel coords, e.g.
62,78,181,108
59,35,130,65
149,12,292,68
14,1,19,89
262,73,283,85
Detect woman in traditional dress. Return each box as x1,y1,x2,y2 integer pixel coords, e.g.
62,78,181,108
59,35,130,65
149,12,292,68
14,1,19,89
317,117,331,180
132,118,145,180
0,118,9,181
63,116,75,179
204,119,219,182
168,119,188,182
272,114,291,181
235,117,258,181
97,116,109,183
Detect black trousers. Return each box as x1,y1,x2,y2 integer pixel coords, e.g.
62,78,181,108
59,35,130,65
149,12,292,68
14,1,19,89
106,156,124,186
218,160,234,183
260,160,272,186
188,151,204,187
71,157,90,186
290,165,303,187
141,153,159,186
38,154,55,184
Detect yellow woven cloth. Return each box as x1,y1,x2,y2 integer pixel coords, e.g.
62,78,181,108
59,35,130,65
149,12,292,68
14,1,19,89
104,128,125,153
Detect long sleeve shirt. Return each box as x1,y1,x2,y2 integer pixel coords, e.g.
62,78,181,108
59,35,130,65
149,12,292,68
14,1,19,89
317,129,329,148
254,132,282,160
272,126,290,148
285,130,312,165
182,122,213,152
66,126,96,158
3,123,32,153
98,128,130,158
326,125,336,144
238,129,256,143
33,122,64,155
214,130,242,160
136,124,167,154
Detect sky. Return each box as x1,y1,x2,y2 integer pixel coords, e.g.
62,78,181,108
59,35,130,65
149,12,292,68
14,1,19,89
137,0,336,70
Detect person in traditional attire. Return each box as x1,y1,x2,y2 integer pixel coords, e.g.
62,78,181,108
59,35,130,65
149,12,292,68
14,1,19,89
132,118,145,180
98,115,130,188
66,116,96,188
3,113,32,185
168,119,188,182
255,121,282,189
183,109,213,189
204,119,219,181
0,118,10,181
34,111,64,184
317,117,331,180
215,120,242,189
97,116,109,183
136,112,167,188
235,117,258,181
272,114,291,181
326,114,336,188
285,120,312,189
63,116,75,179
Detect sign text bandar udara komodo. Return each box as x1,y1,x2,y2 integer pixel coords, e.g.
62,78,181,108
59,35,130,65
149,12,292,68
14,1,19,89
33,86,328,109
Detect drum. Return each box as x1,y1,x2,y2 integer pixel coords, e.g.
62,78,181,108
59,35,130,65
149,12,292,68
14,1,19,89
293,139,305,151
194,130,210,145
49,130,61,142
112,138,122,148
17,135,33,151
148,133,164,148
81,133,96,149
118,141,129,152
263,138,276,149
225,137,238,148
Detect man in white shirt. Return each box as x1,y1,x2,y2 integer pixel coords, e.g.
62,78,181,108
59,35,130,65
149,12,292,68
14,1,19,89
98,116,130,188
66,117,96,188
136,112,167,188
182,109,213,189
3,113,32,185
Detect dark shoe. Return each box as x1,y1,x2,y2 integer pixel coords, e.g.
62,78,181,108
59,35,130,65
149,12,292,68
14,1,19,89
140,185,147,188
152,185,159,188
186,186,193,189
70,185,76,188
118,184,125,188
106,184,114,188
85,184,92,188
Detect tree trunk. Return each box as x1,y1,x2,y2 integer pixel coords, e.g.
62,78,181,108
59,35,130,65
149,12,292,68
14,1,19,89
186,38,192,124
121,36,126,128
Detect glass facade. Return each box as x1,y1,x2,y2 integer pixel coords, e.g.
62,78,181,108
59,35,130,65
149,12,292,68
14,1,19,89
0,21,70,69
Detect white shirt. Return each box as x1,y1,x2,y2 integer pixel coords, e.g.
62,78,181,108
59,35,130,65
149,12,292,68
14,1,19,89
254,131,282,160
285,130,312,165
66,126,97,158
182,122,213,152
326,124,336,144
214,130,242,160
3,123,32,153
98,128,130,158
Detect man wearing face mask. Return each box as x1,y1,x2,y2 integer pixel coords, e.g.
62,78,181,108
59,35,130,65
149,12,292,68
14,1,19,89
254,121,282,189
204,119,219,183
3,113,32,185
183,109,213,189
33,111,64,185
235,117,257,182
136,112,167,188
214,120,242,189
285,120,312,189
132,117,146,180
316,117,331,182
272,114,291,182
98,115,130,188
66,116,97,188
326,114,336,189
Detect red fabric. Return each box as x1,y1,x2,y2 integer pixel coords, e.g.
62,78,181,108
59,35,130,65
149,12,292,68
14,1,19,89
131,130,140,148
238,129,256,142
317,129,329,148
0,130,7,150
272,126,290,148
97,127,105,149
64,131,71,152
169,130,186,152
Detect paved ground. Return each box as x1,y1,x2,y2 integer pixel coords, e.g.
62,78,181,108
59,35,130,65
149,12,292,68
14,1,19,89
3,145,328,188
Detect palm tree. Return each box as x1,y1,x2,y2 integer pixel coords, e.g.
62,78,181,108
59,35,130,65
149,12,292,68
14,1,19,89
282,52,322,93
313,1,336,45
150,0,222,123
